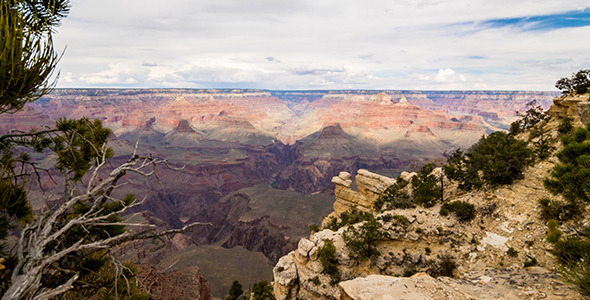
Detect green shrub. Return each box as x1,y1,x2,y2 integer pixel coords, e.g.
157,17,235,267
544,125,590,203
444,131,533,190
309,224,320,233
378,214,410,229
308,276,321,286
515,100,549,131
318,239,339,282
326,208,373,231
546,219,562,244
507,247,518,257
538,198,583,222
440,201,476,222
226,280,243,300
343,217,385,261
556,69,590,94
533,133,555,160
375,177,413,211
509,120,522,135
443,149,482,191
543,122,590,297
411,163,441,208
393,215,410,229
553,237,590,265
558,117,574,135
251,280,275,300
471,132,534,186
428,254,456,278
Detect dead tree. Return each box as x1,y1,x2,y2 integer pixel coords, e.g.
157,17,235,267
2,143,209,300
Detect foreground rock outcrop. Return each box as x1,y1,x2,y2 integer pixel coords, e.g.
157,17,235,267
339,268,577,300
273,165,581,299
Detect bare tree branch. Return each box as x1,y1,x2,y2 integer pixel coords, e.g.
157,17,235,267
2,144,210,300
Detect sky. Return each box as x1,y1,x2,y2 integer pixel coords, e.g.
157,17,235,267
53,0,590,91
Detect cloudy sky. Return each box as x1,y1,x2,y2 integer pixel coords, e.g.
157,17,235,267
53,0,590,90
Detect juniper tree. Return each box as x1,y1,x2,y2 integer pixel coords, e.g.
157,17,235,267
543,124,590,297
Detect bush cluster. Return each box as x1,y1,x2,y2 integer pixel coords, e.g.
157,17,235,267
555,69,590,95
376,163,442,211
510,100,549,134
342,216,385,261
326,208,373,231
317,239,339,283
250,280,275,300
427,254,457,278
411,163,441,208
544,124,590,296
545,220,590,297
538,198,583,222
544,125,590,203
439,201,476,222
374,177,412,211
444,131,533,190
558,117,574,136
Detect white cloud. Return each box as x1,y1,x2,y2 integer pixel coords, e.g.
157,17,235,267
52,0,590,90
434,68,467,83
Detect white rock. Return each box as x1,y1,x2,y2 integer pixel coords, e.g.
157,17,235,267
297,238,315,258
481,231,509,251
274,252,298,286
339,171,351,180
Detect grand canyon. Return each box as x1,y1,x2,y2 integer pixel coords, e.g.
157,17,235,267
1,88,560,298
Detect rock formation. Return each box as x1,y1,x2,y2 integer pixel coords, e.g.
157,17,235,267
272,92,590,299
273,164,581,299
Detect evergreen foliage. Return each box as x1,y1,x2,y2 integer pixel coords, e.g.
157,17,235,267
376,162,441,211
513,100,550,132
443,149,482,191
317,239,339,282
439,201,476,222
558,117,574,136
556,70,590,95
374,177,412,211
0,0,68,114
538,198,583,222
342,216,384,261
411,163,440,208
544,125,590,203
250,280,275,300
443,131,533,190
544,220,590,297
226,280,244,300
326,208,373,231
543,123,590,297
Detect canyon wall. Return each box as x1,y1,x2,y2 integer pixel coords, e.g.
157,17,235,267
2,88,561,297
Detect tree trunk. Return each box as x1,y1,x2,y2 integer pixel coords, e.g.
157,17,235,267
2,272,41,300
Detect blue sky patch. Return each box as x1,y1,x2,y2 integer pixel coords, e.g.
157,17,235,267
481,9,590,31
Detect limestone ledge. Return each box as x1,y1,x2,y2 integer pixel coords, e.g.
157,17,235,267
548,93,590,124
329,170,396,217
